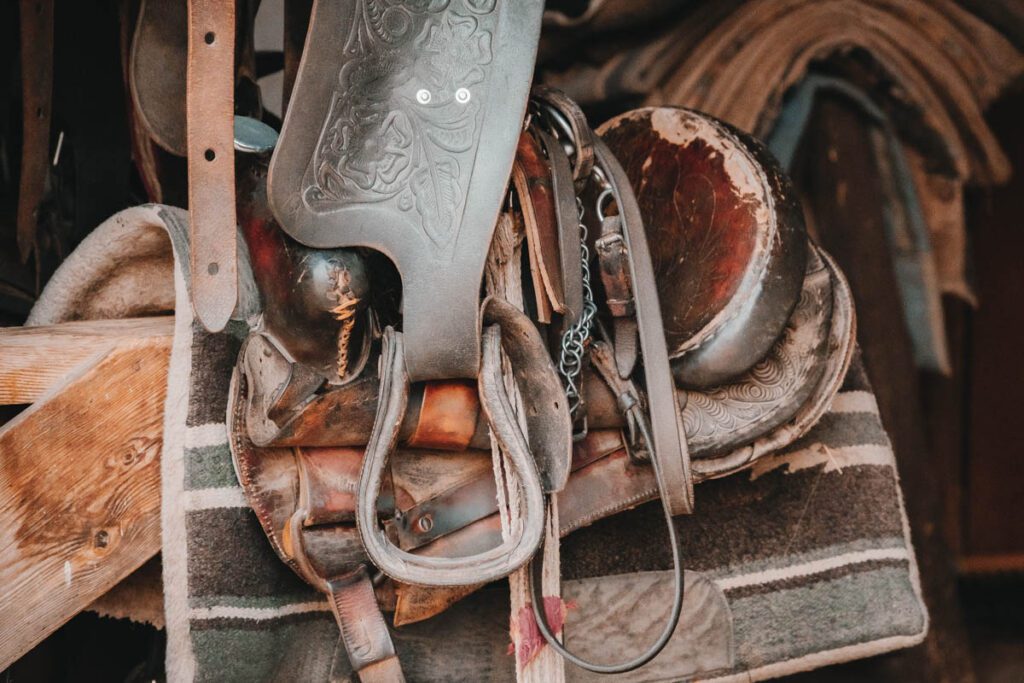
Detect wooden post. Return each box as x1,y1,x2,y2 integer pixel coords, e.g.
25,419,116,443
794,95,978,682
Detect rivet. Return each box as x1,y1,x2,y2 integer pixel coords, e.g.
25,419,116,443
417,515,434,533
416,89,432,104
455,87,471,104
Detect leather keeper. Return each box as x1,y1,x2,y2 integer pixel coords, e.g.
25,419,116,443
596,225,635,318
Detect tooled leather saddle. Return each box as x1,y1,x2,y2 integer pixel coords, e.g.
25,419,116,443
180,1,855,679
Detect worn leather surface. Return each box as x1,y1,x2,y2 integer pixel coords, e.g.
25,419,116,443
186,0,237,331
227,241,854,626
326,566,405,683
562,570,733,682
514,130,566,320
227,80,857,675
354,319,554,587
268,0,545,381
599,107,808,388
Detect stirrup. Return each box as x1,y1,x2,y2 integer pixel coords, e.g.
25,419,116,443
356,325,551,586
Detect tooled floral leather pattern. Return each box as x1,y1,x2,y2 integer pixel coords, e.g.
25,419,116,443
305,0,497,251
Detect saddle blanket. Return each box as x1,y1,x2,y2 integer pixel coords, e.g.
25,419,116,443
136,205,927,681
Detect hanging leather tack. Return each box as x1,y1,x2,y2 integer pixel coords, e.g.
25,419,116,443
186,0,238,331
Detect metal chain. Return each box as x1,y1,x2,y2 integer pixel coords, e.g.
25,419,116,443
557,196,597,420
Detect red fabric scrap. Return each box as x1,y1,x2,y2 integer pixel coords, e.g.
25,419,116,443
508,596,575,668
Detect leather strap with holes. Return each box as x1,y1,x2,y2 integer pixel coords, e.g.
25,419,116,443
186,0,237,331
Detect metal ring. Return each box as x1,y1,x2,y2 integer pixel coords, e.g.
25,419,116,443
596,188,615,222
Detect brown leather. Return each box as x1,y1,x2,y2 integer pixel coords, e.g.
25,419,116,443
354,295,573,587
598,108,808,388
596,214,641,378
186,0,237,331
16,0,54,262
228,242,855,629
326,566,404,683
596,218,635,319
226,78,857,672
295,447,363,527
532,84,595,189
535,128,584,327
406,381,480,452
592,137,694,516
513,130,566,320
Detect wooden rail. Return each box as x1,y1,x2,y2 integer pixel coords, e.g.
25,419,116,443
0,317,173,670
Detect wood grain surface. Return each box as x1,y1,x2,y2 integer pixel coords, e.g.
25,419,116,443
0,317,173,405
0,323,170,669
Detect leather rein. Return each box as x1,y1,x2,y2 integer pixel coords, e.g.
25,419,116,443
522,94,687,673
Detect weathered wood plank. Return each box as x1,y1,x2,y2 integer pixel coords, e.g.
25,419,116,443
0,331,169,670
0,317,173,405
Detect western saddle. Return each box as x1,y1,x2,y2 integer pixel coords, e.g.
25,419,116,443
175,1,856,679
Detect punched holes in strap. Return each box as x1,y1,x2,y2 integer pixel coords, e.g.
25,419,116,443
186,0,238,331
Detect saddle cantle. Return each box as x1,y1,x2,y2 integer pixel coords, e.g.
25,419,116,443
203,3,855,676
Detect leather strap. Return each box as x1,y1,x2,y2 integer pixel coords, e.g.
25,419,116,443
531,85,594,189
186,0,237,331
326,566,405,683
596,215,640,377
513,130,565,322
593,138,694,516
534,128,583,328
16,0,54,262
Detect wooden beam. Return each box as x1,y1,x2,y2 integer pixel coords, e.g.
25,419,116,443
0,317,173,405
0,325,170,670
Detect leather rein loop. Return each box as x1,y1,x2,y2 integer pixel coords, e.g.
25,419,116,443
527,131,688,674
